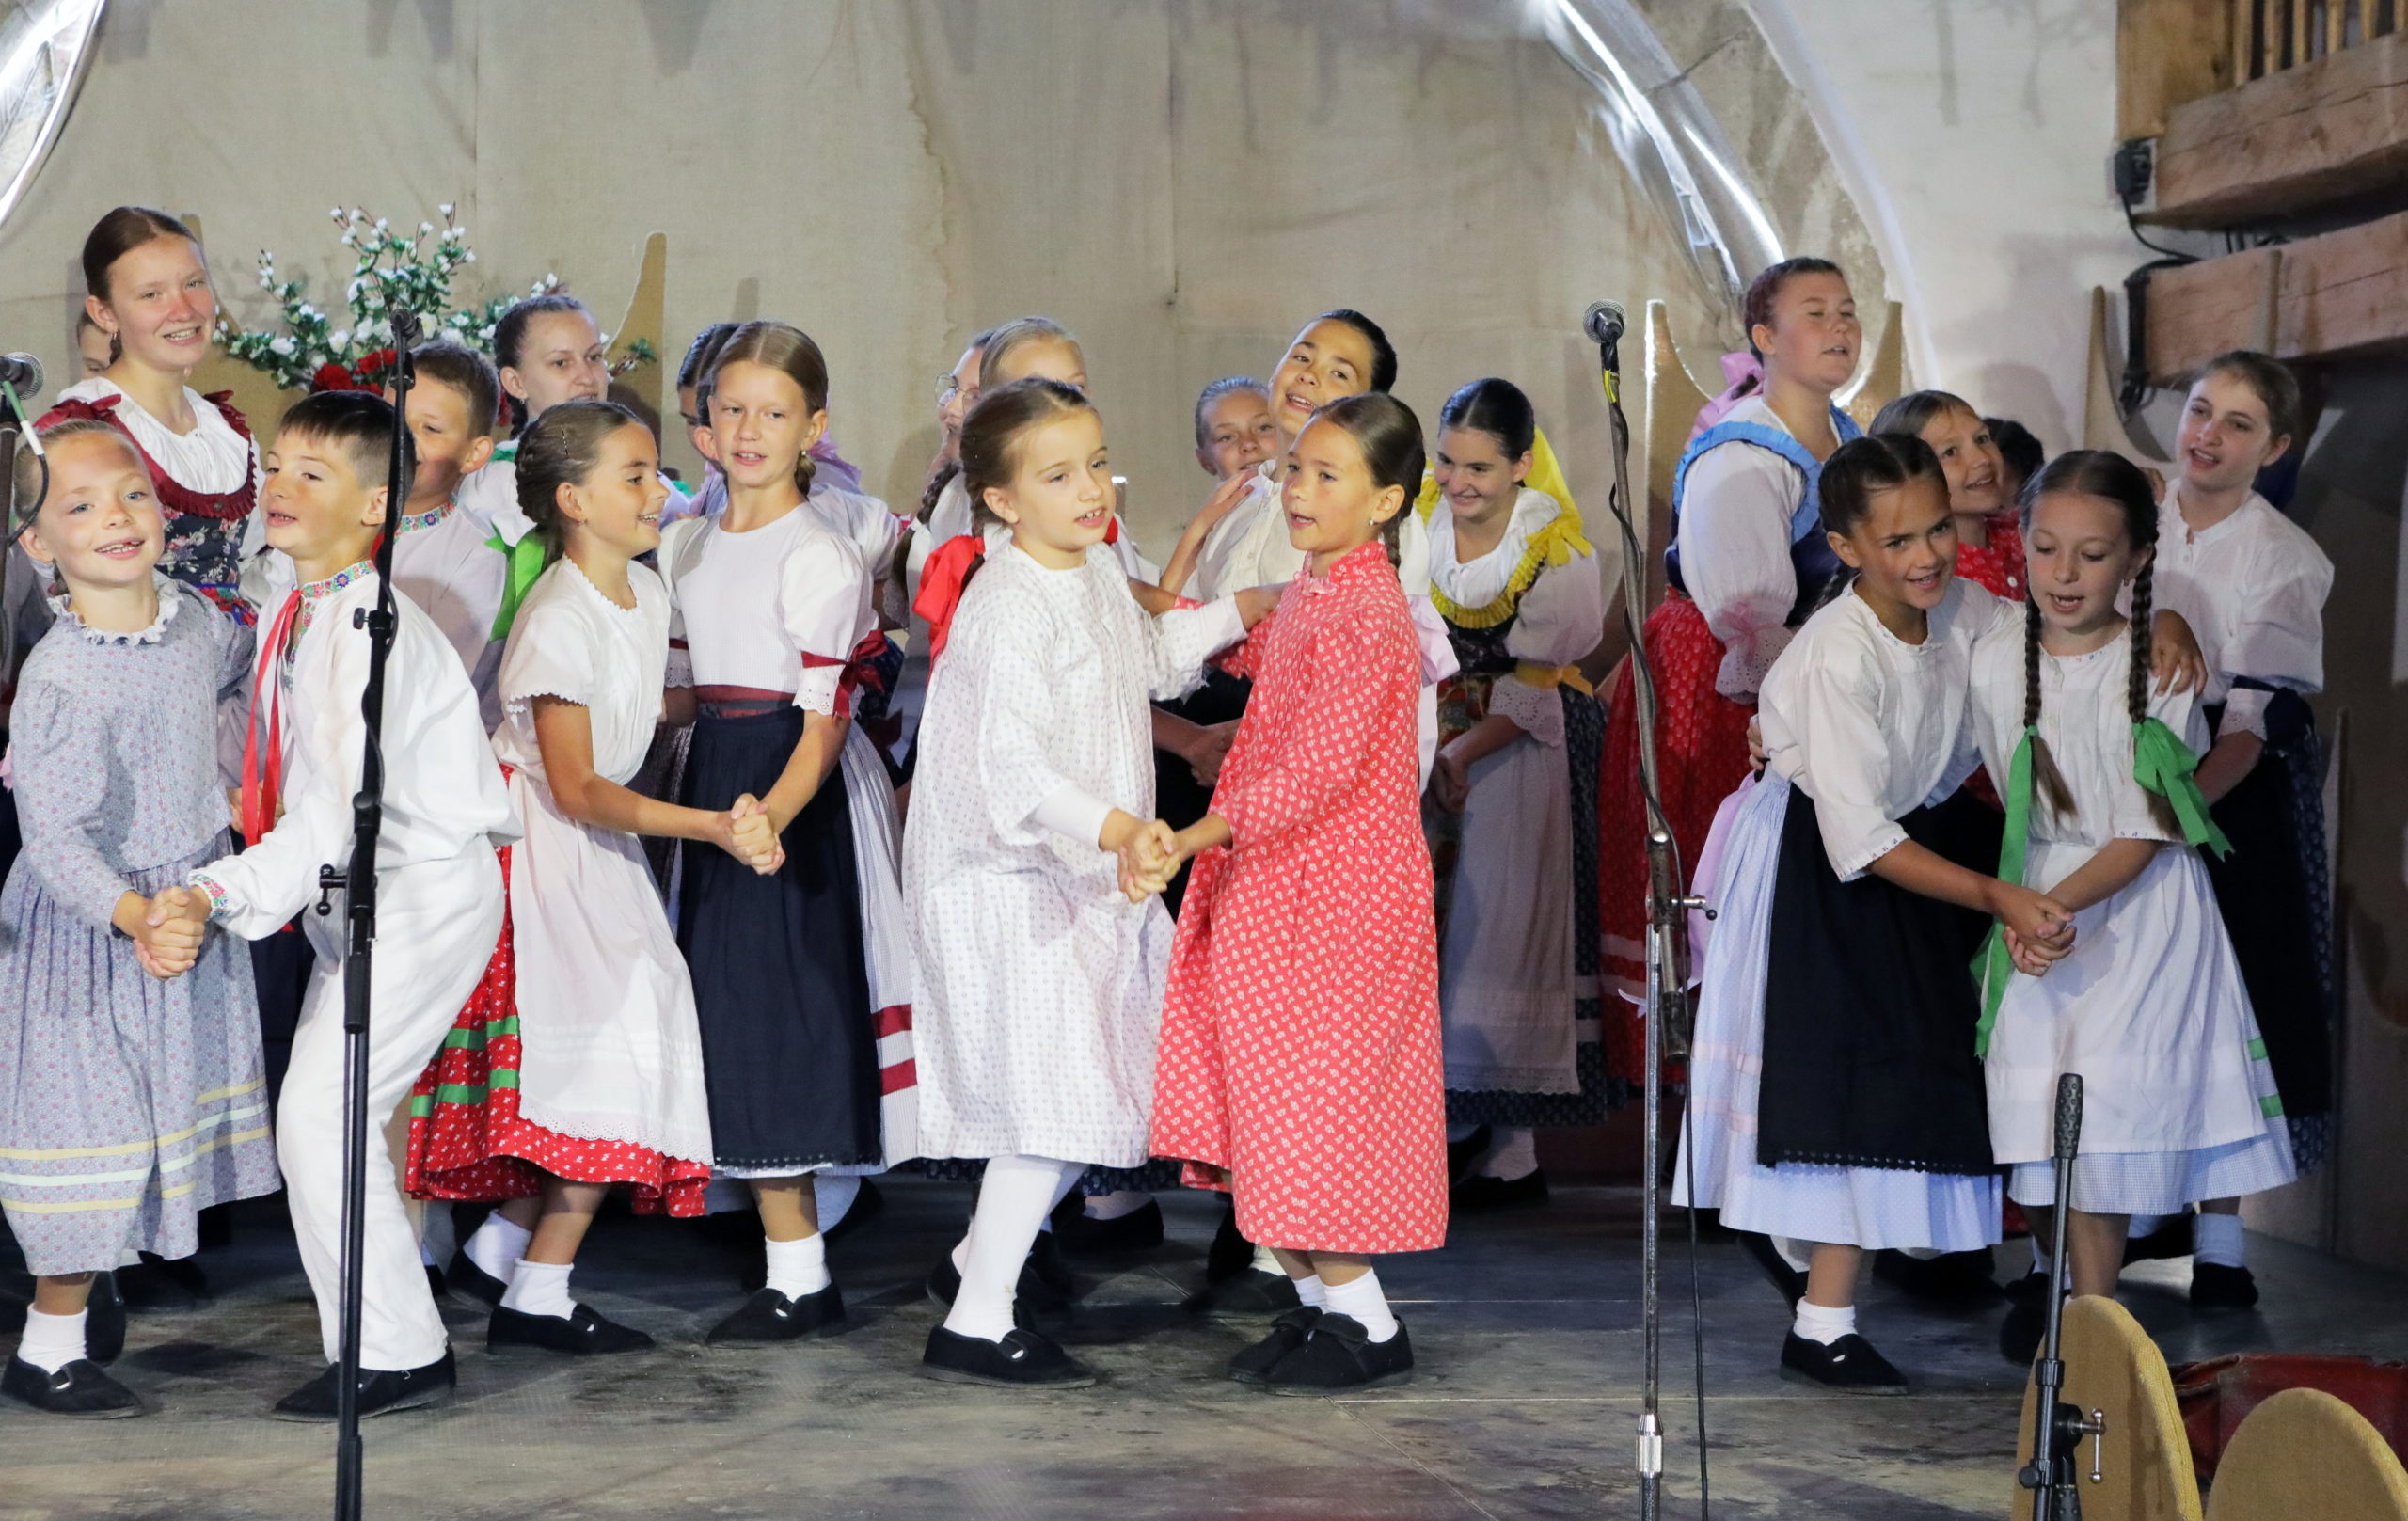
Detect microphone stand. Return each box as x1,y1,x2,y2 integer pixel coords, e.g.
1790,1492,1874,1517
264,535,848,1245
1591,314,1704,1521
320,306,420,1521
2019,1072,2106,1520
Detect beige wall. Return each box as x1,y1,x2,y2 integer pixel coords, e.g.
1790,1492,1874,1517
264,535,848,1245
0,0,1874,583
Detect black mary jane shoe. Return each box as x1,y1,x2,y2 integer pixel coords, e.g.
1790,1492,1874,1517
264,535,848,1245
927,1247,1073,1317
445,1252,510,1308
1778,1332,1907,1392
84,1272,125,1366
1450,1168,1550,1212
705,1284,846,1345
487,1303,655,1356
1735,1232,1806,1311
1228,1307,1321,1387
1205,1266,1303,1317
919,1325,1097,1389
1264,1312,1415,1395
270,1350,456,1422
1,1355,151,1418
1051,1197,1165,1255
1872,1247,2002,1303
2190,1261,2260,1310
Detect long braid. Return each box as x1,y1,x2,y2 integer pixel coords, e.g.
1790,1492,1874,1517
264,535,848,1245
920,459,961,524
2127,561,2185,836
2025,594,2079,822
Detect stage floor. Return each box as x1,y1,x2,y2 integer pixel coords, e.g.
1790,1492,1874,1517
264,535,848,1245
4,1180,2400,1520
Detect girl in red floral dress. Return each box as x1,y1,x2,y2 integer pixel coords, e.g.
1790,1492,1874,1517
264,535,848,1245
1147,393,1445,1394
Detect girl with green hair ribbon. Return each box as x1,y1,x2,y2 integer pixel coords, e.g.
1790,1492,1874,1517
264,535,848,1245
1966,449,2292,1335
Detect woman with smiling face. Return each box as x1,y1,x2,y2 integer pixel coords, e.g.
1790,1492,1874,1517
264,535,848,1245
41,208,262,622
1596,258,1862,1056
1419,379,1609,1207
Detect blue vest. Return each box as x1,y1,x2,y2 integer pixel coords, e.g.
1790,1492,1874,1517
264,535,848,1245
1665,408,1861,626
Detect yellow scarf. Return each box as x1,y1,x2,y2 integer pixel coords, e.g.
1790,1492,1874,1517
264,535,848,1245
1414,426,1592,629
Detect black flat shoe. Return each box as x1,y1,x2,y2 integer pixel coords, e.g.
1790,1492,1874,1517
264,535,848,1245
1445,1125,1493,1182
1999,1294,2050,1365
85,1272,124,1366
1228,1307,1321,1386
1779,1332,1906,1391
1735,1232,1806,1310
705,1284,845,1345
446,1252,509,1307
918,1325,1097,1388
118,1254,207,1313
488,1303,655,1356
2124,1212,2195,1265
2003,1269,2051,1307
2190,1261,2259,1309
1265,1312,1414,1394
1450,1169,1549,1211
1872,1247,2002,1303
1052,1198,1165,1255
1205,1202,1254,1283
1,1356,150,1418
270,1350,455,1422
1204,1266,1301,1317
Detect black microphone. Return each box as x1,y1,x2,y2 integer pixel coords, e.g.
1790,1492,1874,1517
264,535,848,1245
0,352,42,398
1583,300,1627,375
2052,1072,2083,1164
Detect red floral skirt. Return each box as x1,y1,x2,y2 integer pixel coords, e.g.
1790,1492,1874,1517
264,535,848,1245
403,845,711,1218
1597,594,1754,1082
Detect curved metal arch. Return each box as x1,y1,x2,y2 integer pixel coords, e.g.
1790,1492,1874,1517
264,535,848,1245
0,0,107,238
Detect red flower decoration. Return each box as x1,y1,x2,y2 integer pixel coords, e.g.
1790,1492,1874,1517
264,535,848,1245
311,361,370,394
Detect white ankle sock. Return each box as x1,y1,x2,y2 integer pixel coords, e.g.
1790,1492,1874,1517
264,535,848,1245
1323,1269,1399,1342
764,1232,831,1299
499,1259,577,1320
1249,1243,1283,1277
945,1154,1079,1343
464,1212,531,1286
1478,1127,1539,1180
17,1307,87,1373
813,1175,861,1235
2194,1212,2246,1269
1792,1300,1857,1345
1085,1189,1150,1221
1293,1274,1328,1309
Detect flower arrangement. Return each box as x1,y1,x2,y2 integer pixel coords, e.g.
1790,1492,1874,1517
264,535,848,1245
214,205,654,392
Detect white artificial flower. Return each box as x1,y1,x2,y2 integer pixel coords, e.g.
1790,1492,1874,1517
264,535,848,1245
419,222,433,236
438,202,456,218
464,250,477,263
328,207,344,221
329,330,350,350
270,337,295,357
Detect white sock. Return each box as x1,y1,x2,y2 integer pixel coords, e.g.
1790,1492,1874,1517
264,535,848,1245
1477,1127,1539,1180
2194,1212,2246,1269
499,1259,577,1319
419,1201,457,1268
464,1212,531,1286
763,1232,831,1299
1292,1274,1328,1309
1792,1299,1857,1345
1085,1188,1150,1221
813,1175,861,1235
17,1307,87,1373
2127,1213,2167,1238
945,1154,1079,1343
1249,1243,1284,1277
1323,1268,1399,1343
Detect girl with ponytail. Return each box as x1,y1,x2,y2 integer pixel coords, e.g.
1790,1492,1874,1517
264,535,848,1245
1966,450,2293,1357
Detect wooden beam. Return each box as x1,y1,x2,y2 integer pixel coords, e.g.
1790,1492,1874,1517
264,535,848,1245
2151,29,2408,227
2144,205,2408,380
2121,0,2236,138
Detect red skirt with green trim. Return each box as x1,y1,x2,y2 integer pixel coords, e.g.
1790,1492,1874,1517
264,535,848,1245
403,844,712,1217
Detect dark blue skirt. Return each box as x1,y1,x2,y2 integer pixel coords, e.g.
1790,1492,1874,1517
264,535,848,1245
679,707,881,1172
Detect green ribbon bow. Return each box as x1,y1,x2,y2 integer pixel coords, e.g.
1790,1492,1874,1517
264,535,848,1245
1972,714,2233,1056
487,531,550,642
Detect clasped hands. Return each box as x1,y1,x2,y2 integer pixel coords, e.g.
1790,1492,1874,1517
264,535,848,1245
717,793,784,876
1115,819,1186,903
127,886,211,980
